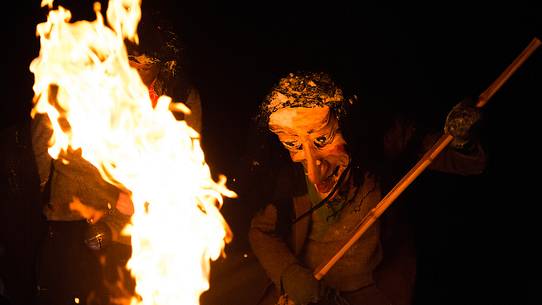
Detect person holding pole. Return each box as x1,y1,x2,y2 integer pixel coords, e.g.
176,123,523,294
248,70,487,305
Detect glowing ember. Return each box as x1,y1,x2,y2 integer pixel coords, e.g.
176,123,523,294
30,1,235,304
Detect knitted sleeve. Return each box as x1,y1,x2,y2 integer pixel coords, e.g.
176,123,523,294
30,113,53,191
249,203,299,288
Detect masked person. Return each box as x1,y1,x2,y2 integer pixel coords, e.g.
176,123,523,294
31,10,201,305
248,71,486,305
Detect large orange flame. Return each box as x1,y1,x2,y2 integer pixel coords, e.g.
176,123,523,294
30,1,235,304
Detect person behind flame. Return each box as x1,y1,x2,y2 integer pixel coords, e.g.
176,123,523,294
31,9,202,305
247,71,486,305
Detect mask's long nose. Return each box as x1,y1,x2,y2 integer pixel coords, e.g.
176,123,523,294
303,142,322,184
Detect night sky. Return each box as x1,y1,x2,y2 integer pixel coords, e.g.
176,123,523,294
2,1,541,304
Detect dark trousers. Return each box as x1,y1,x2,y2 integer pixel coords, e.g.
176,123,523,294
36,221,133,305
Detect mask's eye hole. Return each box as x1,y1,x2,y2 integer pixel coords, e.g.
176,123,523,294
283,141,303,151
314,136,328,148
128,55,140,63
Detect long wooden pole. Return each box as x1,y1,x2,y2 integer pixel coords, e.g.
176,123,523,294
313,37,541,280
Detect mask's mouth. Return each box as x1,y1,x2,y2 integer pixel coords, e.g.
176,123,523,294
292,160,352,224
315,165,342,194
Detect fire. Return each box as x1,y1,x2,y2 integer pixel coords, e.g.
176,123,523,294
30,1,236,304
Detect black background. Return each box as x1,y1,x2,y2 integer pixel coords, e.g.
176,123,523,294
2,1,541,304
